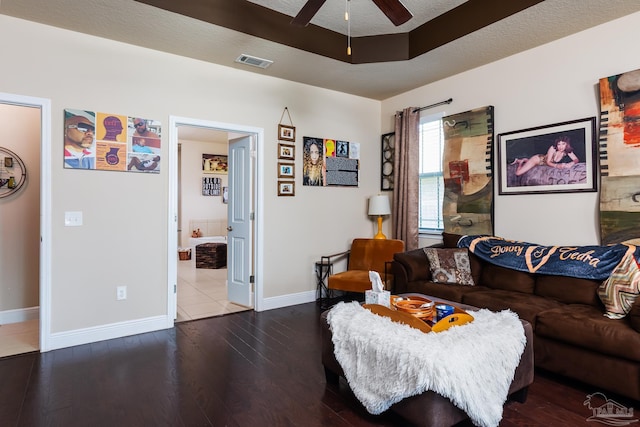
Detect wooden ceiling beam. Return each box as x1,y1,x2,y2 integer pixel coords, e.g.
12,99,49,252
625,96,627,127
134,0,544,64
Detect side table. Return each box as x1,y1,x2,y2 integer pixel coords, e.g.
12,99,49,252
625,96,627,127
315,259,333,309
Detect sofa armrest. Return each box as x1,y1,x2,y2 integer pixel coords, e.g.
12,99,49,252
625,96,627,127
319,249,350,274
628,298,640,333
393,248,431,285
391,260,408,293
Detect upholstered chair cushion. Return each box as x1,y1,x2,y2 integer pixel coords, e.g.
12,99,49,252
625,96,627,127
328,238,405,293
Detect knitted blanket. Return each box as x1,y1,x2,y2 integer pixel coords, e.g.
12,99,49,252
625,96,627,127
458,234,640,280
327,302,526,427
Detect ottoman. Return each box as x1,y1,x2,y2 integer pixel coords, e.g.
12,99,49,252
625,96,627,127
321,296,534,426
195,242,227,269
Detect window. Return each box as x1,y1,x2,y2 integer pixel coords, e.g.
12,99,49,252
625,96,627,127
419,113,445,232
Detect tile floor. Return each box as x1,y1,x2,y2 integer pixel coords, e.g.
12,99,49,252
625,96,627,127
0,319,39,358
0,258,250,358
176,257,251,322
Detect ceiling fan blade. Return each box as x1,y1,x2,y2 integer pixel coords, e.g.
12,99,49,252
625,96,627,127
290,0,327,27
371,0,413,26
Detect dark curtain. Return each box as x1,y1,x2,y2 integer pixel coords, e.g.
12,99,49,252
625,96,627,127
393,107,420,251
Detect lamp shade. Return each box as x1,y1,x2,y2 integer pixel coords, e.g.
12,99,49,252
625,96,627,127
368,194,391,216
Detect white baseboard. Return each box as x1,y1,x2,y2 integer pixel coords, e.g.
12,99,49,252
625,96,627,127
47,315,171,351
259,290,316,311
0,306,39,324
41,291,318,351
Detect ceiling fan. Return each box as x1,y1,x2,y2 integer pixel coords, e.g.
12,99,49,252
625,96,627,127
291,0,413,27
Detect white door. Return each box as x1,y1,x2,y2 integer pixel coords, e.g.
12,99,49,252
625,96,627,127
227,135,253,306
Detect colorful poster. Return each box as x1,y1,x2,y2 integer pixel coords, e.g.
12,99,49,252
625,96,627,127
96,113,128,143
96,142,127,171
599,68,640,244
302,137,359,187
63,109,161,173
302,137,325,186
64,109,96,170
442,106,494,235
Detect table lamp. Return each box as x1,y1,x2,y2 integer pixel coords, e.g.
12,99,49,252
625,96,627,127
368,194,391,239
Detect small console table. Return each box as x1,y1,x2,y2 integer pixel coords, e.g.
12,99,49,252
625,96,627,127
315,260,333,309
316,249,350,309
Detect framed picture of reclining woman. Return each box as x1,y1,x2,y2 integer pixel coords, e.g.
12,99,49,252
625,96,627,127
497,117,597,195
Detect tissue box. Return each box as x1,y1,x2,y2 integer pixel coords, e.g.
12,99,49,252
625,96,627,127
365,290,391,307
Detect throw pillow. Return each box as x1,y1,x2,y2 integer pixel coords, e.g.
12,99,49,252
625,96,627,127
423,248,475,286
597,250,640,319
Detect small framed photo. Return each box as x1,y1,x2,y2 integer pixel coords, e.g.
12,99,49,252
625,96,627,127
4,157,13,167
278,124,296,142
497,117,597,195
278,143,295,160
277,180,295,196
277,162,295,178
202,154,228,174
336,140,349,158
202,176,221,196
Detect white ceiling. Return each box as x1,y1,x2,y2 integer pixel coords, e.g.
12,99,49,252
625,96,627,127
1,0,639,103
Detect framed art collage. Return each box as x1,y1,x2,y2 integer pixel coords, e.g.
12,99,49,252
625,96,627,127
277,109,296,196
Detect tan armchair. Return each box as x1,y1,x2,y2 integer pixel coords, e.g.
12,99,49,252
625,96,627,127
326,238,405,293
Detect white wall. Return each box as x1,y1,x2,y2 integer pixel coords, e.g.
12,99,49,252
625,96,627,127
0,104,40,314
383,11,640,247
179,139,228,248
0,14,381,339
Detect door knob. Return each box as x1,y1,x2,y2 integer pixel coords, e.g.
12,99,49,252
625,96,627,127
227,226,233,231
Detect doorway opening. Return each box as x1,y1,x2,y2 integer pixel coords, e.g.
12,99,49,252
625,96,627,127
167,116,264,324
0,92,52,356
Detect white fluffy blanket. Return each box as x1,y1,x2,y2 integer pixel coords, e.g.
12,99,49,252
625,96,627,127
327,302,526,427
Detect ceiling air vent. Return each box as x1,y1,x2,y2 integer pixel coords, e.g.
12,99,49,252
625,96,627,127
235,54,273,69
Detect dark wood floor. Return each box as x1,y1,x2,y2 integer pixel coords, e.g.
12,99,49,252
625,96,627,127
1,302,637,426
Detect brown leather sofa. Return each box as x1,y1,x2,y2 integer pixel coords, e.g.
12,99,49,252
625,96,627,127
392,232,640,401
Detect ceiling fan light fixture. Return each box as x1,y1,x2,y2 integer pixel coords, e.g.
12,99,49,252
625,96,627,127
346,0,351,56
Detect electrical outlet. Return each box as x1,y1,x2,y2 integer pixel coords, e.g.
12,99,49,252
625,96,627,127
116,286,127,301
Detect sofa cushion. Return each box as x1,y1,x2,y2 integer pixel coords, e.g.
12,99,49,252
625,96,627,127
462,290,563,327
534,274,601,306
393,250,431,282
597,252,640,319
404,281,489,303
536,304,640,363
442,232,464,248
479,263,535,294
423,248,475,286
629,301,640,333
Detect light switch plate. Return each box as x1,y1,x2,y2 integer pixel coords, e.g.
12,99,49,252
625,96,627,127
64,211,83,226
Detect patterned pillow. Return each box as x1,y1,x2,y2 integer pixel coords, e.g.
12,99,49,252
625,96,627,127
597,251,640,319
423,248,475,286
